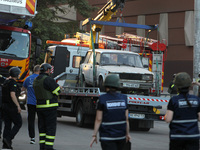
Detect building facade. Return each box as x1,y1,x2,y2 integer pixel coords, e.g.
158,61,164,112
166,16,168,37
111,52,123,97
77,0,194,87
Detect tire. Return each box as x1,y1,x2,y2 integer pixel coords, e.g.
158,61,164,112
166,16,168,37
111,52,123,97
129,120,151,132
139,128,150,132
76,102,85,127
99,77,105,92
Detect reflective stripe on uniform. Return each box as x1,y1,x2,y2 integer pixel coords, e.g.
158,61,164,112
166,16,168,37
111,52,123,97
40,133,46,136
171,84,175,88
45,141,54,145
46,135,55,139
40,140,45,143
52,86,60,96
100,136,126,140
171,119,198,123
36,103,58,108
36,99,58,108
171,134,200,138
101,121,126,125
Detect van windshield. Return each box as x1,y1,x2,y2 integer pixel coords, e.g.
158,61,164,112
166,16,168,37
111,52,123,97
100,53,143,68
0,30,29,59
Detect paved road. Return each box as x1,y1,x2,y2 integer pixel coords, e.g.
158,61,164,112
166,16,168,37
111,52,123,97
0,107,170,150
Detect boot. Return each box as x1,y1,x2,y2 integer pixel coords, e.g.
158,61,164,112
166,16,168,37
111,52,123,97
3,138,12,149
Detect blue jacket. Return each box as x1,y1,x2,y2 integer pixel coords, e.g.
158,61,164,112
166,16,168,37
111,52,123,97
23,74,38,105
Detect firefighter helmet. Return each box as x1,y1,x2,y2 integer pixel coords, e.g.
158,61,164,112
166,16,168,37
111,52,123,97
174,72,191,88
9,67,21,77
40,63,52,73
104,74,120,88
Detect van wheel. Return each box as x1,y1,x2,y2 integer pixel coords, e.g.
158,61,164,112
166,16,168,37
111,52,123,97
129,120,151,132
76,102,85,127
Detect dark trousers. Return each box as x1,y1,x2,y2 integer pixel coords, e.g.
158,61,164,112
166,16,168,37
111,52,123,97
0,107,2,136
101,139,126,150
27,104,37,138
37,108,57,150
170,139,199,150
2,104,22,142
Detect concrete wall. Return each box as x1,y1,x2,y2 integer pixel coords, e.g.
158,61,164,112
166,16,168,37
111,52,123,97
51,5,76,22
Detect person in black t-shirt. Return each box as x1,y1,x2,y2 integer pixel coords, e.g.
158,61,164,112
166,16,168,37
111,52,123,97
2,67,22,149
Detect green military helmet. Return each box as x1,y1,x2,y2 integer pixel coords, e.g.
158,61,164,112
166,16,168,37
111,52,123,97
104,74,120,88
174,72,192,88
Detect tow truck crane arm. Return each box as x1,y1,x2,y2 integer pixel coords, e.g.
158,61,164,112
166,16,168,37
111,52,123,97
82,0,125,49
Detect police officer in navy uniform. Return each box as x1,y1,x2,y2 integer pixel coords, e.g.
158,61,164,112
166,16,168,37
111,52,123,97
33,63,60,150
2,67,22,149
165,72,200,150
90,74,131,150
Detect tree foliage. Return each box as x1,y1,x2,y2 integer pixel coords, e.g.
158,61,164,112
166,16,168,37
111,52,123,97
28,0,96,64
32,0,95,42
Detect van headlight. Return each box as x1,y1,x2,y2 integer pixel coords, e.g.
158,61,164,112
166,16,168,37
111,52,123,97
142,74,153,81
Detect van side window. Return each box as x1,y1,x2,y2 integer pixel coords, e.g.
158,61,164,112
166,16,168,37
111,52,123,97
72,56,84,68
96,52,100,64
88,52,93,64
45,50,52,64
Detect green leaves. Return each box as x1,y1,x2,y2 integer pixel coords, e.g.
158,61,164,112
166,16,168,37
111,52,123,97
29,0,95,64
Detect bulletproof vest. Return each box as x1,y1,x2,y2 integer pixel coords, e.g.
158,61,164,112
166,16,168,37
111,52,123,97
33,75,53,101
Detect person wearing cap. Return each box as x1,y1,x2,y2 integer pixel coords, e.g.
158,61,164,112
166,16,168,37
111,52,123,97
165,72,200,150
33,63,61,150
90,74,131,150
1,67,22,149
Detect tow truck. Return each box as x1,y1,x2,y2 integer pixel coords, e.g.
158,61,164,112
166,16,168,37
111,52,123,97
44,0,169,131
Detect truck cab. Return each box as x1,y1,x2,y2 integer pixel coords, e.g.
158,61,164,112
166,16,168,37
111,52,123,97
45,45,89,87
0,25,31,80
